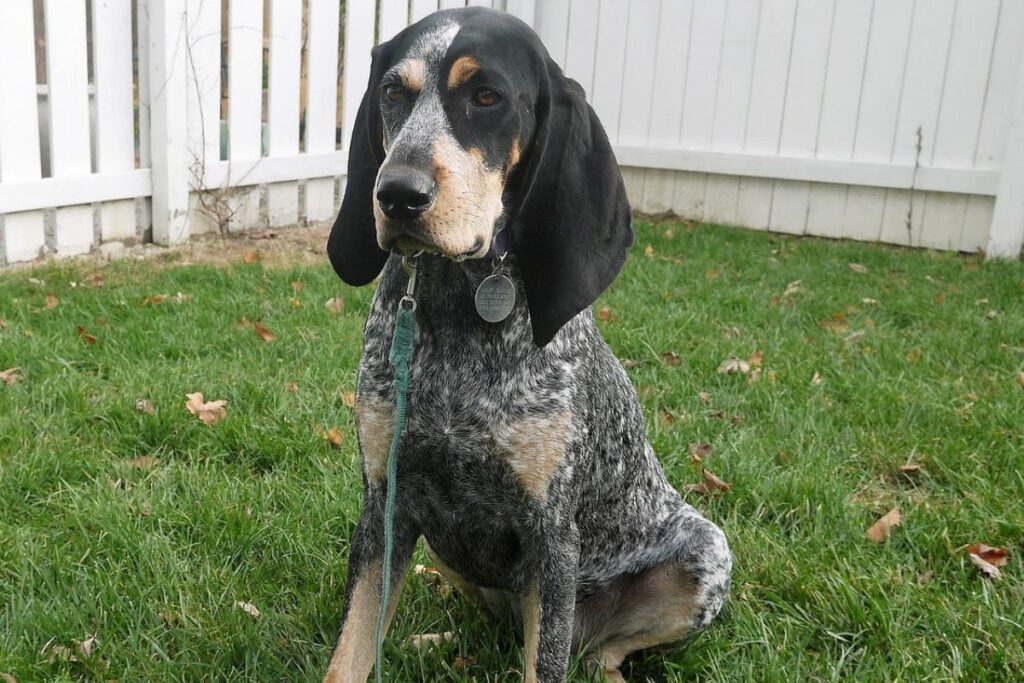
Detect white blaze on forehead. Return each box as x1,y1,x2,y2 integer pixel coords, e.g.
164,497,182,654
408,19,460,63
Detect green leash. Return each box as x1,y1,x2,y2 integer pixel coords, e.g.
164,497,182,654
374,255,419,683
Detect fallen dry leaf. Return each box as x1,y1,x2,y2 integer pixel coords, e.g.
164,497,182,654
698,391,712,405
235,601,261,619
966,544,1010,568
898,463,923,474
122,455,161,470
38,293,60,311
861,297,879,306
243,249,261,263
685,469,733,495
288,297,303,308
28,277,44,286
2,672,19,683
916,570,935,586
717,357,751,375
290,280,305,293
136,398,156,414
704,269,720,280
657,410,676,427
185,393,228,426
321,427,344,447
748,351,763,368
818,312,849,332
453,655,476,673
77,326,98,345
48,645,78,663
866,507,902,543
1,368,23,386
596,306,614,322
643,244,655,258
325,296,345,315
253,321,275,342
410,632,456,651
77,635,98,658
689,442,712,463
782,280,802,299
175,292,192,304
848,263,868,274
968,552,1002,580
1016,371,1024,387
339,390,356,408
660,351,681,366
414,564,442,577
285,381,299,393
0,319,8,331
238,316,253,329
905,347,923,363
811,371,822,386
143,294,168,305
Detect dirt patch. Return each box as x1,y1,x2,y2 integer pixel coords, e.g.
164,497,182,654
156,225,333,269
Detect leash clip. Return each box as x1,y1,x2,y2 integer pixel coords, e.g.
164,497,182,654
400,252,421,311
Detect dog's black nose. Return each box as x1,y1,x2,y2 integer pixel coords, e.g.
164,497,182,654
376,169,436,220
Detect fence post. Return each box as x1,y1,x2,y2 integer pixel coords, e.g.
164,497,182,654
148,0,190,245
987,47,1024,259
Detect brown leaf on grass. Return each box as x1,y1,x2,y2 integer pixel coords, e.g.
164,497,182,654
78,635,98,658
748,351,763,368
966,544,1010,568
288,297,303,308
175,292,192,304
689,442,712,463
596,306,614,322
861,297,879,306
818,312,849,332
698,391,712,405
453,655,476,673
185,393,227,426
898,463,923,474
643,244,655,258
866,507,902,543
136,398,156,414
811,371,822,386
968,552,1003,580
657,410,676,427
410,632,457,651
325,296,345,315
1016,371,1024,387
1,368,23,386
290,280,305,293
235,601,261,619
660,351,681,366
414,564,442,577
905,347,923,363
717,357,750,375
238,316,253,330
48,645,78,663
0,319,8,331
77,326,98,345
663,228,674,239
143,294,168,305
848,263,868,274
284,381,299,393
916,570,935,586
122,455,161,470
321,427,344,447
704,269,720,280
243,249,261,263
2,672,19,683
253,321,274,342
34,293,61,312
685,469,733,495
339,390,356,408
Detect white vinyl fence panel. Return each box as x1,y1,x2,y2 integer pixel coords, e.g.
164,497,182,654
1,0,1023,267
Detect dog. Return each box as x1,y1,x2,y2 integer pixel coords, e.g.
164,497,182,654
324,8,732,682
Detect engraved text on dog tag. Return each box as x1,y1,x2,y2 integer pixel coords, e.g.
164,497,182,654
475,274,516,323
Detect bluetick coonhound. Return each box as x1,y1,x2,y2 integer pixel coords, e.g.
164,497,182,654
324,8,731,682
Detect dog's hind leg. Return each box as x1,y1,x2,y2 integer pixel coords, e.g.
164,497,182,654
576,510,732,681
324,497,419,683
424,540,512,620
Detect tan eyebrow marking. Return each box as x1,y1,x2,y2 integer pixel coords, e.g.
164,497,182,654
447,55,481,90
398,58,426,92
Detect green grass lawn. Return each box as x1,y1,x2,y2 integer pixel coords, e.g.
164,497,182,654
1,221,1022,682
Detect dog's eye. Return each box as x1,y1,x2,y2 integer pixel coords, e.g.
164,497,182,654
472,88,500,107
384,85,408,103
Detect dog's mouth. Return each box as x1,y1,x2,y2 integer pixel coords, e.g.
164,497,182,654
381,225,488,262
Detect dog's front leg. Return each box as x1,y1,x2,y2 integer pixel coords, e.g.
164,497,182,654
521,522,580,683
324,492,417,683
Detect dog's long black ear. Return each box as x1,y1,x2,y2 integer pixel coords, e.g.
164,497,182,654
508,59,633,347
327,46,392,286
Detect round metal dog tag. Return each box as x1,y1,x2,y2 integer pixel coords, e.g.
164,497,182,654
475,274,516,323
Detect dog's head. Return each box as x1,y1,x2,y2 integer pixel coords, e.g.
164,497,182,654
328,7,632,346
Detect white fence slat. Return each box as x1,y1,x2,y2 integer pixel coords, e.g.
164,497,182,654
440,0,464,9
186,0,222,234
563,0,601,96
616,0,661,147
589,0,630,141
379,0,410,42
532,0,570,66
844,0,914,243
411,0,439,24
149,0,190,244
505,0,536,26
919,192,967,250
987,44,1024,258
973,1,1024,169
93,0,138,241
770,0,835,234
44,0,94,256
961,195,994,253
267,0,303,227
342,0,376,156
136,0,153,238
930,0,1000,167
0,0,46,263
679,1,727,149
707,0,761,226
226,0,264,230
306,0,342,222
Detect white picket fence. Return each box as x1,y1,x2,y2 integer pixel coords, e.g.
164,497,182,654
1,0,1023,267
